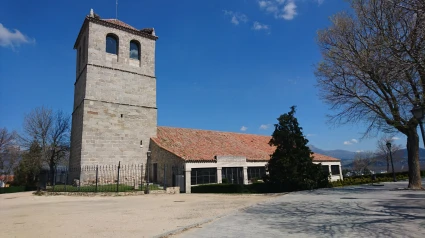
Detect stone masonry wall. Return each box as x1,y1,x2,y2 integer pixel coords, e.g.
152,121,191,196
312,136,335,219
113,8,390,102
150,140,185,187
70,103,84,168
84,65,156,108
87,22,155,77
69,25,88,171
69,18,157,170
80,100,157,166
73,69,87,111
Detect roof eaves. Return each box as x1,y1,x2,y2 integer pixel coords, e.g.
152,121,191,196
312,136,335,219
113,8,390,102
150,138,185,161
313,159,341,163
185,160,217,163
73,16,158,50
93,17,158,41
246,159,269,162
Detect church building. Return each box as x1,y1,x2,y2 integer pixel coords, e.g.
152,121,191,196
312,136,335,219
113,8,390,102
69,10,342,193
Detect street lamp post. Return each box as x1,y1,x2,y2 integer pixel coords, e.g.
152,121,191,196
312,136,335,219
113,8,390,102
386,142,397,182
50,148,55,186
411,104,425,148
146,151,151,194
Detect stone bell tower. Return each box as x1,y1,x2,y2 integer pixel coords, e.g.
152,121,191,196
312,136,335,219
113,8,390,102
69,9,158,169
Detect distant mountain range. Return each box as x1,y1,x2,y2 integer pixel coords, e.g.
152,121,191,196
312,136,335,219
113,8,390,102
308,145,425,161
308,145,425,171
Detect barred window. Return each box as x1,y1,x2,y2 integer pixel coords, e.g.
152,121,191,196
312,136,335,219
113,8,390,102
322,165,329,174
191,168,217,185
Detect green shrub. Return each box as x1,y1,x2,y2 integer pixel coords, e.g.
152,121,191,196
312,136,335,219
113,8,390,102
193,171,425,193
330,171,418,187
0,186,37,194
191,183,282,194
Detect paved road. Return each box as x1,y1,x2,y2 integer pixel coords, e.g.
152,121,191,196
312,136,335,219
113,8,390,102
178,180,425,238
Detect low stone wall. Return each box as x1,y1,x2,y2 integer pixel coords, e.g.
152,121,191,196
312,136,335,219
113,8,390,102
35,191,146,197
166,186,180,194
149,187,180,194
37,186,180,196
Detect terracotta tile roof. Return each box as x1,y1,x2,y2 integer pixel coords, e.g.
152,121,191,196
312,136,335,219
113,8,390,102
102,19,138,31
152,127,340,163
310,154,341,162
0,175,14,182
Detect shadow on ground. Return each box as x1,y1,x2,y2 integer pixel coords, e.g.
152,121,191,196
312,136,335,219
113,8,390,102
240,186,425,238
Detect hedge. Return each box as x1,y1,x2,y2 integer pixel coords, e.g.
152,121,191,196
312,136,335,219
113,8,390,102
0,186,37,194
191,183,281,194
331,171,425,187
192,171,425,194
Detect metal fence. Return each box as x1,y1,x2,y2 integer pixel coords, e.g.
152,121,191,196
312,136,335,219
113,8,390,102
39,162,186,193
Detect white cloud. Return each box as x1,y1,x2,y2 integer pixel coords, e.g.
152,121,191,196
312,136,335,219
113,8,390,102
280,1,297,20
0,23,34,49
252,21,270,31
344,138,358,145
258,0,297,20
223,10,248,25
356,150,364,153
259,124,271,130
316,0,325,5
392,136,400,140
240,126,248,132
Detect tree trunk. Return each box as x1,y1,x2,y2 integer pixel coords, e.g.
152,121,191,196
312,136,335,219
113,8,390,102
386,154,390,173
49,164,54,186
49,156,55,186
406,127,422,189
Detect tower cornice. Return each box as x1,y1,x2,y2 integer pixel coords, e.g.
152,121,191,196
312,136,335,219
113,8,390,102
73,16,158,49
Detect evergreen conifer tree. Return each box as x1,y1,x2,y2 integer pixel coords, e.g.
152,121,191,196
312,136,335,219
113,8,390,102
266,106,330,191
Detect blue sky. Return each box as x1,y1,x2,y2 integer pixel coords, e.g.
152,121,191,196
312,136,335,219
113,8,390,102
0,0,409,152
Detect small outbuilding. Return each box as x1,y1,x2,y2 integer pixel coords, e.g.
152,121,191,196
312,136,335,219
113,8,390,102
150,126,343,193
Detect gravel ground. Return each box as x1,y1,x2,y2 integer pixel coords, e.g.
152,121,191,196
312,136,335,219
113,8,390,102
0,192,277,238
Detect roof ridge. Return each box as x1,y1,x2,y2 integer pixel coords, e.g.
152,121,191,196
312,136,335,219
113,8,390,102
157,126,272,137
101,18,138,30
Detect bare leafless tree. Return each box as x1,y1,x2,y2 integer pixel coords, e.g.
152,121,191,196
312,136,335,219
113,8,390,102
353,151,377,174
20,106,70,184
315,0,425,189
376,135,403,172
0,128,20,183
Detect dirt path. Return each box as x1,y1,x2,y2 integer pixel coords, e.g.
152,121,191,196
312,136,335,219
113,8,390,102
0,192,277,238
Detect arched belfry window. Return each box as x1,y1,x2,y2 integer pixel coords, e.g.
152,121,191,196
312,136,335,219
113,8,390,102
130,40,140,60
106,34,118,55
